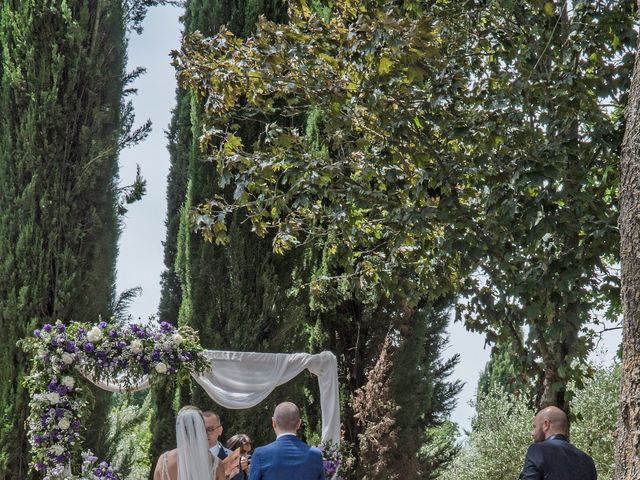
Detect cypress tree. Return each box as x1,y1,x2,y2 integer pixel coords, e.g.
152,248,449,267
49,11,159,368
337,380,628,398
155,0,300,466
0,0,157,476
0,1,125,477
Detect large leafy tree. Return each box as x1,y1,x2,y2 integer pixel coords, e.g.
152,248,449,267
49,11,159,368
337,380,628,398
457,0,636,412
173,1,467,476
173,0,636,422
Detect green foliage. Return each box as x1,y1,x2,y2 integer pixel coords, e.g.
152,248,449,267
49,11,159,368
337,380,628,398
456,0,636,409
155,0,311,461
440,364,620,480
571,364,620,480
439,384,534,480
173,0,474,306
0,0,142,475
103,392,153,480
172,0,636,417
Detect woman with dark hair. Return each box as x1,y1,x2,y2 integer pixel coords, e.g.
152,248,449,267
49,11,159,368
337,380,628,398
153,406,225,480
225,434,252,480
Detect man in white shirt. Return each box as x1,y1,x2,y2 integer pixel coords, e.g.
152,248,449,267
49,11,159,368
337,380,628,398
203,411,231,460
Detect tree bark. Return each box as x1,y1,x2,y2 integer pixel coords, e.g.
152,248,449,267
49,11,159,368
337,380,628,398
614,7,640,478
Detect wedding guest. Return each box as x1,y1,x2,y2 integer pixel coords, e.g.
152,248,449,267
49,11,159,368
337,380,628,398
153,406,224,480
248,402,324,480
226,434,253,480
519,406,596,480
203,410,232,460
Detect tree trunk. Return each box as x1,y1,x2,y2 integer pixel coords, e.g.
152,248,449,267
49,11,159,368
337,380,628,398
614,8,640,478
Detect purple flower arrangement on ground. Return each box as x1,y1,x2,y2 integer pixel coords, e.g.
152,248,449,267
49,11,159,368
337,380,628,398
21,318,208,479
317,441,344,480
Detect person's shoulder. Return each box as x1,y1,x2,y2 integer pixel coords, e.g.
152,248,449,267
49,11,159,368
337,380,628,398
308,445,323,459
253,440,277,454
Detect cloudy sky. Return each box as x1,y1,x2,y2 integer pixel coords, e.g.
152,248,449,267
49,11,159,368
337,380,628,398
115,4,620,436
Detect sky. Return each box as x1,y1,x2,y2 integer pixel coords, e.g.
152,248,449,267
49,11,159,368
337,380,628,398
115,4,621,437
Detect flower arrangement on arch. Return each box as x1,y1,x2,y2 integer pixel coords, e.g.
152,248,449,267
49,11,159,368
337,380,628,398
317,440,345,480
20,318,209,479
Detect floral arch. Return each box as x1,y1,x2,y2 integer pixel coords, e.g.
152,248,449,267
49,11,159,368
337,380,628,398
21,319,339,479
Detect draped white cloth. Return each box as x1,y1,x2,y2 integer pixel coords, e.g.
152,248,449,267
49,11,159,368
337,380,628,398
80,350,340,444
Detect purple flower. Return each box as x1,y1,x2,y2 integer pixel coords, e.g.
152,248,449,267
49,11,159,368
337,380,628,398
108,329,118,338
57,324,66,333
71,419,81,430
34,329,41,337
34,461,45,471
50,338,59,347
84,342,95,353
48,379,58,392
43,324,52,332
98,321,108,329
33,434,44,445
64,340,77,352
151,350,161,362
160,321,174,332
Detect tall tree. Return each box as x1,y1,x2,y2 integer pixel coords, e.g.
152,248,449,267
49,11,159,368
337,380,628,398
0,0,160,477
456,0,636,412
614,0,640,476
154,0,304,468
173,1,467,476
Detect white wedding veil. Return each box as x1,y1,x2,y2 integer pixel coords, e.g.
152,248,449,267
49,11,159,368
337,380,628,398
176,406,213,480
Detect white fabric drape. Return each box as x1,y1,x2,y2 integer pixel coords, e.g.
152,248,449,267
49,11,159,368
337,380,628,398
79,350,340,444
193,350,340,444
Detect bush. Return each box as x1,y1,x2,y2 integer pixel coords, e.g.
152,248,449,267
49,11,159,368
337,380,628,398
440,364,619,480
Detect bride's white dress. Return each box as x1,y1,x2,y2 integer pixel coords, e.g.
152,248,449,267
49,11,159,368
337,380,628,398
160,451,220,480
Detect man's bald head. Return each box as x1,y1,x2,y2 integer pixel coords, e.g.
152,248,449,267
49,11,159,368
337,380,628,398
273,402,301,433
532,406,568,442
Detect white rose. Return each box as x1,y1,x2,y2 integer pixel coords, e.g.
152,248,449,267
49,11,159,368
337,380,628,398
61,353,75,365
172,333,184,345
50,445,65,455
155,362,168,374
86,326,103,342
130,339,143,354
58,418,71,430
61,376,75,389
47,392,60,404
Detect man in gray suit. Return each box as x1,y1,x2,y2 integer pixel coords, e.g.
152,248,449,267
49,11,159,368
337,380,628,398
519,406,596,480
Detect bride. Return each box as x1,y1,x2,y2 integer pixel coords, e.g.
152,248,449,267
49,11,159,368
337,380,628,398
153,406,225,480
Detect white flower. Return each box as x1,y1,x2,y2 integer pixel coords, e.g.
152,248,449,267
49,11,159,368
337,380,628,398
50,445,65,455
61,376,75,389
61,353,75,365
172,333,184,345
130,339,143,354
47,392,60,404
86,326,103,342
58,417,71,430
155,362,168,374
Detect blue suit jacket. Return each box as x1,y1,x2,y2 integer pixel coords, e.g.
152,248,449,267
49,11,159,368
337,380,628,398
248,434,325,480
519,434,597,480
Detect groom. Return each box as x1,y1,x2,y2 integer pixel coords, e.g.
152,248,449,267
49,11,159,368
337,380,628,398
248,402,325,480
